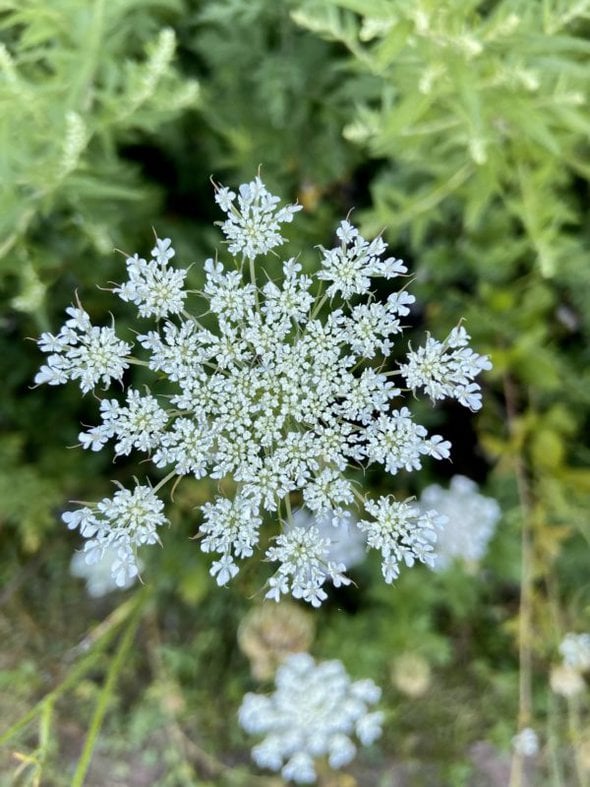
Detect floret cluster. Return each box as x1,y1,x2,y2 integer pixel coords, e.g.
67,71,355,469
550,631,590,697
36,176,491,604
239,652,383,783
419,475,501,571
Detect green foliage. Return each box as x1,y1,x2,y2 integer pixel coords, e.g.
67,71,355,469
186,0,357,193
0,435,64,552
0,0,199,296
293,0,590,272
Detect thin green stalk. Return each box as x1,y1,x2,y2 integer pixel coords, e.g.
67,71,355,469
568,694,590,787
392,162,473,226
68,0,105,111
70,592,146,786
504,374,534,787
0,591,145,746
547,686,566,786
249,256,260,310
34,699,54,786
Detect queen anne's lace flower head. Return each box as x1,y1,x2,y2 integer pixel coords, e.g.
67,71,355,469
214,175,302,260
239,652,383,783
419,475,501,571
559,632,590,672
36,176,491,603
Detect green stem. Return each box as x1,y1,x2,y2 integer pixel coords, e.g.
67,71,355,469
249,256,260,310
153,470,177,494
70,593,146,786
310,291,328,321
68,0,105,111
0,591,146,747
504,374,533,787
568,693,590,787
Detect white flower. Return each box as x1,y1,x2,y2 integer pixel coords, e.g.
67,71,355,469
559,633,590,672
512,727,539,757
114,239,187,319
214,175,302,260
265,525,351,608
550,664,586,697
200,496,262,585
400,325,492,411
79,388,169,457
36,176,491,598
238,653,383,783
153,417,213,477
359,497,446,583
288,508,366,572
318,221,406,300
70,544,141,597
35,306,131,394
419,475,501,570
62,484,167,587
363,408,451,474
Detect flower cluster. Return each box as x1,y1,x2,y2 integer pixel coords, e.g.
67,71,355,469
400,326,492,411
512,727,539,758
62,485,166,588
238,652,383,783
35,305,131,394
70,545,141,598
419,475,501,571
559,632,590,671
550,632,590,697
36,176,491,601
289,508,366,573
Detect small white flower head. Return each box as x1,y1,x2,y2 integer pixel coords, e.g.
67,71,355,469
419,475,501,571
359,496,446,583
70,545,142,598
318,220,407,300
512,727,539,757
214,175,302,260
400,325,492,411
238,652,383,783
35,305,131,394
36,176,491,598
288,508,366,572
265,525,352,608
113,238,187,319
62,484,167,587
559,633,590,672
550,664,586,698
79,388,169,457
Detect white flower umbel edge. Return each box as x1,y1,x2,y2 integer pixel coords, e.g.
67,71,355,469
36,176,492,605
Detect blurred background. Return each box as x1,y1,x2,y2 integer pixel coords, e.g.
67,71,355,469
1,0,590,784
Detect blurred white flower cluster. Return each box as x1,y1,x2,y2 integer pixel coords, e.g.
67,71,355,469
550,632,590,697
70,545,141,597
512,726,539,757
36,176,491,603
239,652,383,783
419,475,501,571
